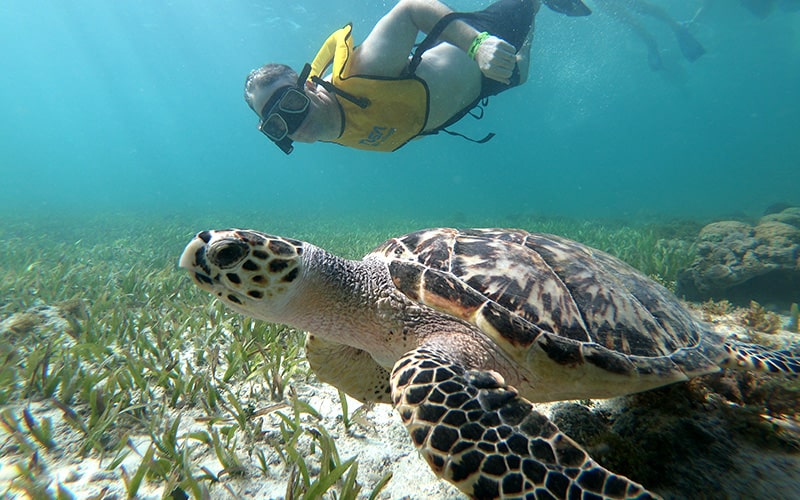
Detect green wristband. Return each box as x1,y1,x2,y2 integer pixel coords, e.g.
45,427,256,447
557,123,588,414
468,31,491,60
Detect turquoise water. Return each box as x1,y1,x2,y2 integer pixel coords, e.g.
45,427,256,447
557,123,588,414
1,1,798,223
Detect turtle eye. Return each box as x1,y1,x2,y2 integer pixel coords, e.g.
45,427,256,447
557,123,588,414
208,239,249,269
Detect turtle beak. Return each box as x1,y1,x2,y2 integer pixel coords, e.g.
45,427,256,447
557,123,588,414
179,233,214,286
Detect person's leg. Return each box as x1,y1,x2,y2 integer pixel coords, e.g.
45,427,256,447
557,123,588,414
355,0,451,78
357,0,503,78
779,0,800,13
596,1,663,70
740,0,778,18
626,0,681,29
626,0,706,61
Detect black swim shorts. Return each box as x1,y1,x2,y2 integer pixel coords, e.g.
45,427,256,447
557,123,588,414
467,0,537,98
413,0,537,134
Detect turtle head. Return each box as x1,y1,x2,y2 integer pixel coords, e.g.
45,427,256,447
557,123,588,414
179,229,306,322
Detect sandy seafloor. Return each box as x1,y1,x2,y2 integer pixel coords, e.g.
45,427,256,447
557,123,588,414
2,305,800,500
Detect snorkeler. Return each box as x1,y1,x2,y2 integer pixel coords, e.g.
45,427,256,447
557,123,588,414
244,0,591,154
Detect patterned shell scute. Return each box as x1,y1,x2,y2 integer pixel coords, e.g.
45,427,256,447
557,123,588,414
372,228,702,358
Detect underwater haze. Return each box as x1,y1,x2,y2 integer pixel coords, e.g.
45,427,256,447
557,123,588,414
1,0,798,224
3,3,800,498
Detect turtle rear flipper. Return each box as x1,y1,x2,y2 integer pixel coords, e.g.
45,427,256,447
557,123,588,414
722,341,800,374
391,346,657,499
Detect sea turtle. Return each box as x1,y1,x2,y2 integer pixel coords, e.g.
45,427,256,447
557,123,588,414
179,227,799,499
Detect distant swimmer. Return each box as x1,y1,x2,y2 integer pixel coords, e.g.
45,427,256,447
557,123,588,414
593,0,705,71
693,0,800,20
244,0,591,154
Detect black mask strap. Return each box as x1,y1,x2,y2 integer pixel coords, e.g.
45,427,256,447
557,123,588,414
296,63,312,86
274,136,294,155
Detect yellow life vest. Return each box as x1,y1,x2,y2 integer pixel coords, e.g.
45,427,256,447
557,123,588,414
308,24,430,152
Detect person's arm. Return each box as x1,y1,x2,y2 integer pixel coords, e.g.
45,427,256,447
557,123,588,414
352,0,518,84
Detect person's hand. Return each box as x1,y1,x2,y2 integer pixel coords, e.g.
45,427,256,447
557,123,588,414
473,35,517,84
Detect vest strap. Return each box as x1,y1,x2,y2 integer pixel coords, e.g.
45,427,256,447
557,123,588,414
409,12,483,73
441,129,496,144
311,76,370,109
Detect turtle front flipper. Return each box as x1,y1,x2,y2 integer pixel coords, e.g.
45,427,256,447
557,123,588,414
391,347,658,500
305,334,393,404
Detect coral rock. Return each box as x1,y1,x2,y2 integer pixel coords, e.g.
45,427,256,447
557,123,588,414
677,208,800,309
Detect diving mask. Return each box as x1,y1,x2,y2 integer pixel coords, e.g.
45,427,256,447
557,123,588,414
258,63,312,155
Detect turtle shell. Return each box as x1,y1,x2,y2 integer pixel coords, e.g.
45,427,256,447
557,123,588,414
371,228,708,360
